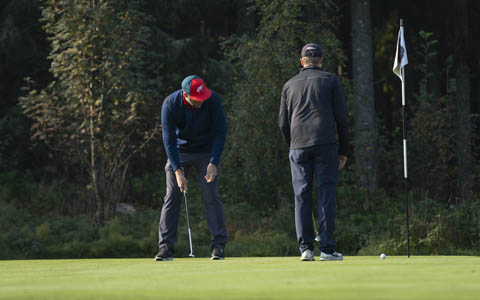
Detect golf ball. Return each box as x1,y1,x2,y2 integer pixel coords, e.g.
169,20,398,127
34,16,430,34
380,253,386,260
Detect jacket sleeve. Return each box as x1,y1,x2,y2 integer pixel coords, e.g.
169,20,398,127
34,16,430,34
161,97,181,171
210,96,227,166
279,87,291,147
332,75,349,156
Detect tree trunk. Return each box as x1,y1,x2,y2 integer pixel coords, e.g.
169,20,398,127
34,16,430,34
350,0,377,207
93,167,105,226
455,0,472,202
88,104,104,225
107,162,129,219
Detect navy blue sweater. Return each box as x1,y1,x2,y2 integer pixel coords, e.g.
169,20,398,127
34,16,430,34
161,90,227,171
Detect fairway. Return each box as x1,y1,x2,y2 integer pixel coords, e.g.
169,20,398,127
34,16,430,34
1,256,479,299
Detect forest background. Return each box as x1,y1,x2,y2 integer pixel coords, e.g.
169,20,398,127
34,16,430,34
1,0,479,259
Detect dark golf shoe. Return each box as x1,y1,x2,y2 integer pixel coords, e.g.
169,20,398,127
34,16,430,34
154,246,174,261
211,247,225,260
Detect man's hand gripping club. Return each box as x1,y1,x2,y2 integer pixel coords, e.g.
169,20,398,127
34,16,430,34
175,163,218,192
175,169,189,193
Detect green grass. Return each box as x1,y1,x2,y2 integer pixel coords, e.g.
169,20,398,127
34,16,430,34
1,256,479,299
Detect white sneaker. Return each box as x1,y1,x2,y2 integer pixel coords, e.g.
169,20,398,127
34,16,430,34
300,249,315,261
319,251,343,261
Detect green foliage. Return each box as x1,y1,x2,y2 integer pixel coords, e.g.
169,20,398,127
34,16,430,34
0,198,297,259
2,0,479,260
0,107,42,172
409,31,456,200
221,0,346,211
130,172,165,208
0,170,68,214
410,192,480,254
358,190,480,256
2,190,478,259
19,0,161,222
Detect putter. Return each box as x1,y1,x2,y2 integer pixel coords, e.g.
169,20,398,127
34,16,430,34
183,191,195,257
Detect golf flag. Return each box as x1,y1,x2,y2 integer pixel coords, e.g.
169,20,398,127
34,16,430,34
393,25,408,80
394,19,410,258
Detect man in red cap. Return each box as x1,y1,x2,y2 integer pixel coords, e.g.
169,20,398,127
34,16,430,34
279,43,349,261
155,75,227,261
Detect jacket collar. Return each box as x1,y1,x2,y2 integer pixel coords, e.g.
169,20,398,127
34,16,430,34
301,65,323,72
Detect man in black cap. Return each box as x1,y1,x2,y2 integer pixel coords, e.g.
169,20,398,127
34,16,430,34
155,75,227,261
279,43,349,261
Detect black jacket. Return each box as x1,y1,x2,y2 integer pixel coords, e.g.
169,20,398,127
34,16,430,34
279,66,348,156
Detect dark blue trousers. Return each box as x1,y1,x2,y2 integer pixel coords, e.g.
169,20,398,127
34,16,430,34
289,144,339,254
158,153,227,250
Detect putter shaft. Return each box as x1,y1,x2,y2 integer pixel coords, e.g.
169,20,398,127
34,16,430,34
183,191,194,257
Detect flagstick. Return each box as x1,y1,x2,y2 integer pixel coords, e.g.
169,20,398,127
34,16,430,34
400,19,410,258
402,68,410,258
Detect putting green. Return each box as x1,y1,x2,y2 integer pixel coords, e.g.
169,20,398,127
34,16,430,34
1,256,479,299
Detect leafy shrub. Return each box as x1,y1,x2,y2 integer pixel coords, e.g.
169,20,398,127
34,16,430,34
1,177,479,259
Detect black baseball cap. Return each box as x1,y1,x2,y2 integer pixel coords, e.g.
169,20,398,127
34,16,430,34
301,43,322,57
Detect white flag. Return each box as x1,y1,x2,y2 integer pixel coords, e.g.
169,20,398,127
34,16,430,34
393,26,408,80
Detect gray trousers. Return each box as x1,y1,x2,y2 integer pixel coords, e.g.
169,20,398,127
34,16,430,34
158,153,227,250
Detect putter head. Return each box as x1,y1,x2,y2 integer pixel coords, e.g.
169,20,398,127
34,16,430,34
188,253,195,258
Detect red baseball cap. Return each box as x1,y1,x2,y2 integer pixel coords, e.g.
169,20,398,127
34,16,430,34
181,75,212,101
